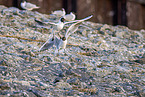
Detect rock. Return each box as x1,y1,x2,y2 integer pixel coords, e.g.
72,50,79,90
0,83,10,90
13,80,30,86
55,82,72,89
0,5,144,96
115,31,126,38
0,60,8,66
53,77,61,83
67,78,79,84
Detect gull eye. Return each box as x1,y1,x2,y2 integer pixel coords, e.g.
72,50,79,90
62,37,66,41
61,17,65,22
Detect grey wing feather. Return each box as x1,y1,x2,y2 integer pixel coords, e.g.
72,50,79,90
64,20,79,25
54,36,62,49
35,19,57,25
26,2,39,8
39,42,54,51
35,19,45,25
64,15,93,25
65,15,93,38
66,24,79,39
65,21,80,37
43,21,57,25
78,15,93,21
39,29,55,51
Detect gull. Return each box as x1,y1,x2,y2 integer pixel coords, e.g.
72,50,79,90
35,16,81,32
21,0,40,10
39,29,62,52
58,15,93,53
51,8,66,17
63,12,76,21
39,30,57,51
39,15,93,54
35,17,65,34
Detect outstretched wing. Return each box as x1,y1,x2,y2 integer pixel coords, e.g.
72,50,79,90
43,21,57,25
64,15,93,25
39,42,54,51
35,19,57,25
39,29,55,51
35,19,45,25
65,15,93,38
64,20,78,25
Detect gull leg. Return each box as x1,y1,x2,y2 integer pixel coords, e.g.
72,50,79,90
58,32,62,39
55,49,60,56
58,49,60,56
54,48,60,56
64,49,67,56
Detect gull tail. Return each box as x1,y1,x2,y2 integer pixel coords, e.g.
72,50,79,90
35,6,40,9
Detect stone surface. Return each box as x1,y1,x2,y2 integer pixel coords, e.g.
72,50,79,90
0,6,145,96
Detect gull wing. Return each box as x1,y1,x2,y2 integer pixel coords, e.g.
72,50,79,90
35,19,45,25
25,2,39,9
64,15,93,25
43,21,57,25
65,23,79,39
64,20,79,25
39,42,54,51
35,17,74,26
35,19,57,25
65,15,93,38
39,29,55,51
54,36,62,49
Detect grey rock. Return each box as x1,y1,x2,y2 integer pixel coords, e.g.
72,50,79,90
0,5,144,96
67,78,79,84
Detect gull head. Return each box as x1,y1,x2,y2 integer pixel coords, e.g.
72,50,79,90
21,0,26,2
60,17,65,23
62,37,66,41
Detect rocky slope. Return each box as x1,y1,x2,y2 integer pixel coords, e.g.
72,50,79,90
0,6,145,96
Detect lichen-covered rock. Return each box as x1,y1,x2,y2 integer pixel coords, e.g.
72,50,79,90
0,5,145,96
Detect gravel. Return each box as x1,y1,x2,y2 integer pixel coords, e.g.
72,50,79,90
0,6,145,97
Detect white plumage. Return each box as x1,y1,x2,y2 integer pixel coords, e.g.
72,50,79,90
21,0,40,10
62,39,67,49
51,8,66,17
35,17,81,32
39,15,93,54
63,12,76,21
59,15,93,53
35,17,65,34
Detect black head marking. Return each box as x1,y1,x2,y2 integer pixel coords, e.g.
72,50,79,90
62,37,66,41
22,0,26,2
21,0,27,2
51,37,54,41
60,17,65,22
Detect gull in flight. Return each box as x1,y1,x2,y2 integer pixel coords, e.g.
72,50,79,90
39,15,93,54
35,17,65,31
21,0,40,10
58,15,93,53
35,16,83,33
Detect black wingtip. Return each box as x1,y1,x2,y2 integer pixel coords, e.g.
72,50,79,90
34,18,44,25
